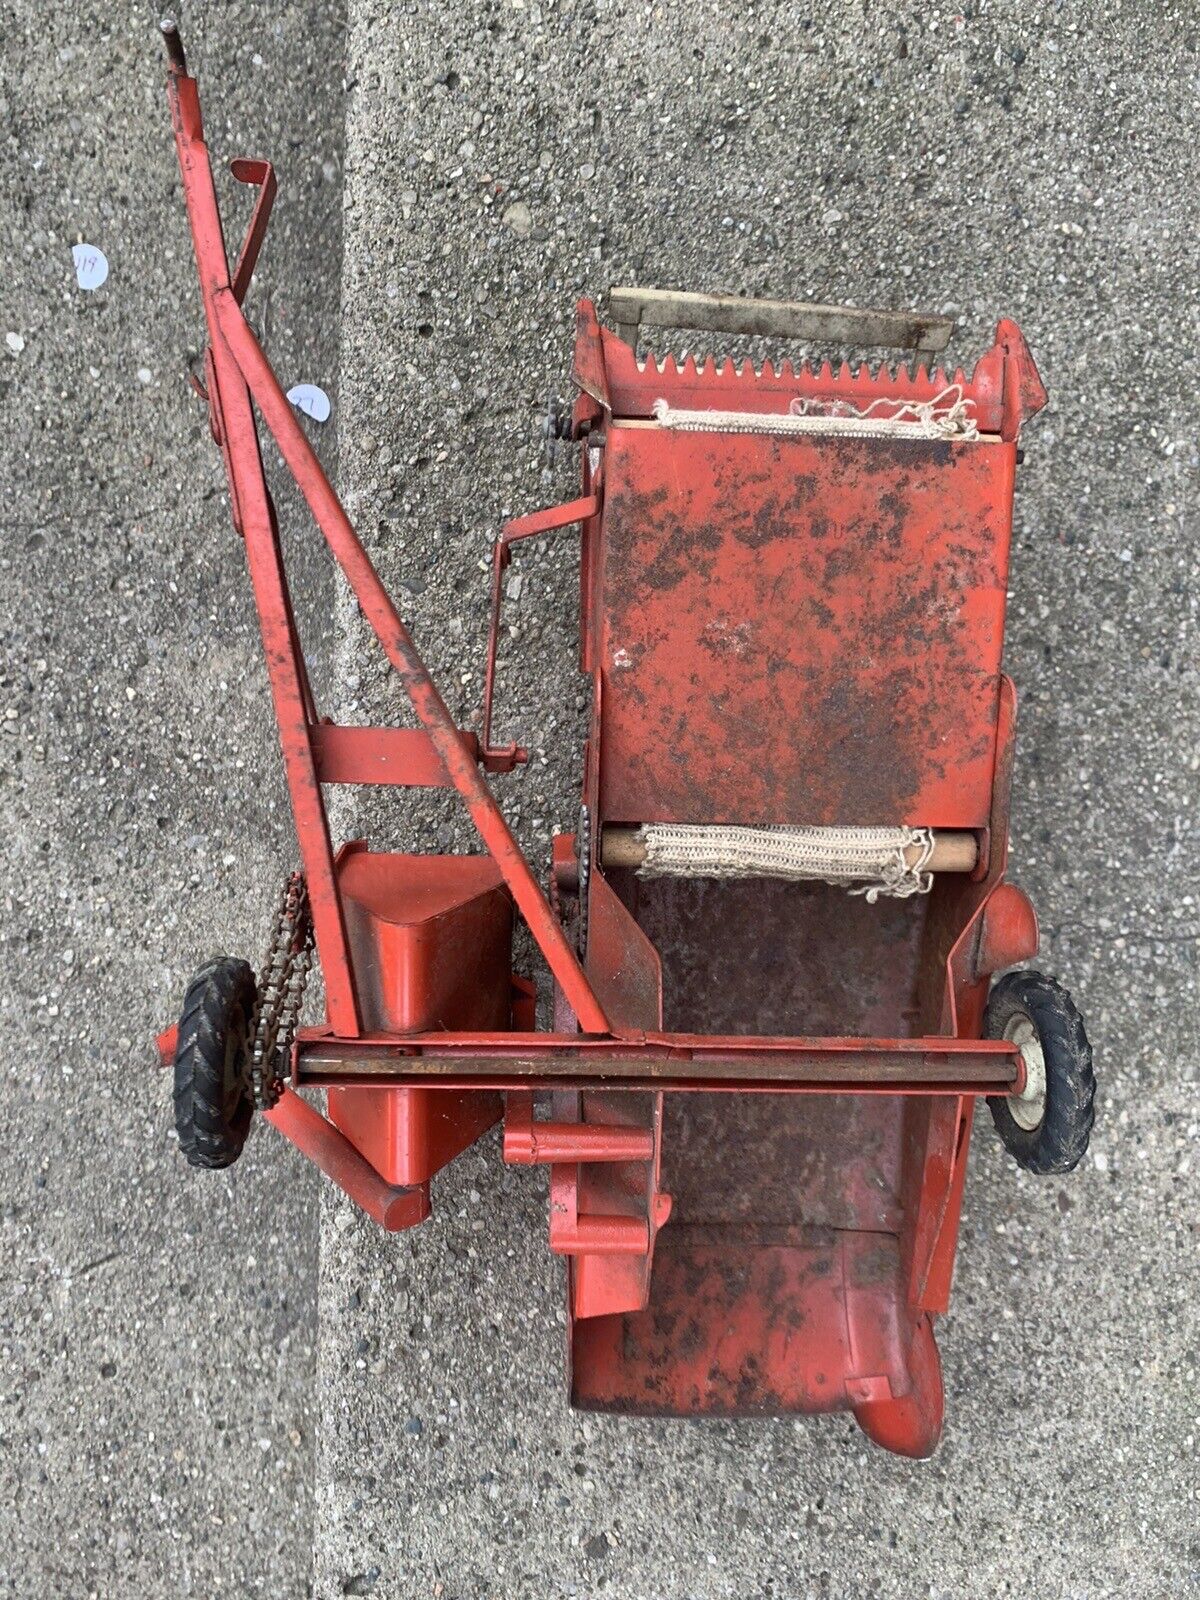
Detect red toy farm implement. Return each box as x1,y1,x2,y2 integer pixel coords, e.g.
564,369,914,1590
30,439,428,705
157,23,1094,1458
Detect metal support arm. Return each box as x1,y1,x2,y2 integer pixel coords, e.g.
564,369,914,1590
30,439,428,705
481,494,599,764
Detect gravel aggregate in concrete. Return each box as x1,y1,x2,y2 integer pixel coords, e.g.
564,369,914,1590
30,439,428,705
313,3,1198,1597
0,5,345,1594
3,1,1199,1595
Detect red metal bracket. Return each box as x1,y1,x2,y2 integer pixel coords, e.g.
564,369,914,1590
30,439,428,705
229,157,277,307
974,882,1039,979
481,494,599,767
312,724,483,786
503,1090,654,1164
266,1088,431,1232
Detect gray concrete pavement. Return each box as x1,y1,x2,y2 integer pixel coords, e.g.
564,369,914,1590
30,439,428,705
2,0,1198,1596
314,2,1198,1597
0,4,345,1594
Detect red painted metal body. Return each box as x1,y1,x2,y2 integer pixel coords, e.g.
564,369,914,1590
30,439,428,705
159,29,1053,1456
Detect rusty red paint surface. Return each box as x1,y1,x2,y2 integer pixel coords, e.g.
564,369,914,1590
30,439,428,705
570,1227,943,1457
597,428,1015,827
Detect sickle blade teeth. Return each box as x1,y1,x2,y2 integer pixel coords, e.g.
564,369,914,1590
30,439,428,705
615,326,994,413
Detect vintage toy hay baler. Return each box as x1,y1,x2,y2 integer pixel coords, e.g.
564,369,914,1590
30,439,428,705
156,22,1094,1457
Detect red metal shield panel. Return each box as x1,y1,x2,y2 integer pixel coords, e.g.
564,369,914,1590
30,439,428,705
596,427,1015,827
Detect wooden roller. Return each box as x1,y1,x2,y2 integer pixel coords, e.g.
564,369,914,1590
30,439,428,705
600,827,978,874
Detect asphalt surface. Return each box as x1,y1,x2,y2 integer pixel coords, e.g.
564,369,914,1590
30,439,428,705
0,4,344,1595
2,1,1198,1597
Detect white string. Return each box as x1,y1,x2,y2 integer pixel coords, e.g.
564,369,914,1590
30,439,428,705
652,385,979,441
636,823,937,902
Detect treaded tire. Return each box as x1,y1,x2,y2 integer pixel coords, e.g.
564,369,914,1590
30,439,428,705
173,957,257,1170
984,969,1094,1175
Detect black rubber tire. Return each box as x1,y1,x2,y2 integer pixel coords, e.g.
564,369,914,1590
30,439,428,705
173,957,257,1170
983,969,1095,1175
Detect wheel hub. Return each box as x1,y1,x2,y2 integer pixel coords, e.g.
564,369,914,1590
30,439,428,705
1005,1012,1047,1131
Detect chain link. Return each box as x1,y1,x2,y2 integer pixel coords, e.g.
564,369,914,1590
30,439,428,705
576,802,590,959
248,872,313,1109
